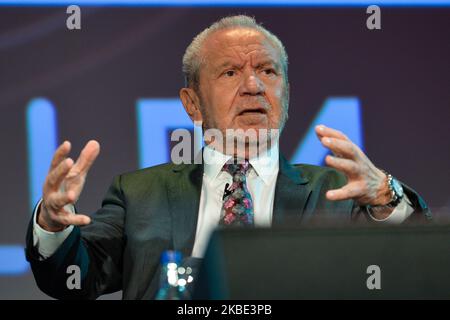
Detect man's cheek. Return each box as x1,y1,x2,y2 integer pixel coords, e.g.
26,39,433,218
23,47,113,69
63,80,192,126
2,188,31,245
272,86,285,100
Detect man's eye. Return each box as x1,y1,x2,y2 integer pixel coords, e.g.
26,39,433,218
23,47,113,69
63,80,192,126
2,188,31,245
224,70,236,77
264,68,276,75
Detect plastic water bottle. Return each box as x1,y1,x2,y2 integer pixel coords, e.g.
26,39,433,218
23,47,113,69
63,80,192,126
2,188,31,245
155,250,190,300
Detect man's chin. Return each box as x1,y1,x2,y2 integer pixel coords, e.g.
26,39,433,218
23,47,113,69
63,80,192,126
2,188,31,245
234,114,269,128
204,123,279,159
226,124,279,149
228,124,280,136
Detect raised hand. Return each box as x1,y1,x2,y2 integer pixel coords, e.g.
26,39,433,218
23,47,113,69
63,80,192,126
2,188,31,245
315,125,392,207
38,140,100,232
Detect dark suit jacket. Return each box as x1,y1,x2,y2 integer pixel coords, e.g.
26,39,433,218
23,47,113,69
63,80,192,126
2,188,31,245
25,155,431,299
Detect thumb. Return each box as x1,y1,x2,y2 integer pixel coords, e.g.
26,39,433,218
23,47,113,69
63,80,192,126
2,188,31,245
64,213,91,226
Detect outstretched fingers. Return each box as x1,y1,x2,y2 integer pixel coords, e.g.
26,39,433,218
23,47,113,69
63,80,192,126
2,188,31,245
45,158,74,193
315,125,349,141
326,182,363,201
49,141,71,171
72,140,101,177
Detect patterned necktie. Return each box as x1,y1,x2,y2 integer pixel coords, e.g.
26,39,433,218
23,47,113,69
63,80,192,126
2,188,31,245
220,160,254,227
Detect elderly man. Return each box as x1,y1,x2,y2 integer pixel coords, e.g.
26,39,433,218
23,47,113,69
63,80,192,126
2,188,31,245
25,15,430,300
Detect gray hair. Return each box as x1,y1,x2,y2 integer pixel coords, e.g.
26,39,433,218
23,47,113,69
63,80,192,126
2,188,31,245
182,15,289,91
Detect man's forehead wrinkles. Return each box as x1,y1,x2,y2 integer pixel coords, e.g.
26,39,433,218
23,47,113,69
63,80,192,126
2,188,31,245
210,53,280,73
211,46,265,63
238,48,266,59
221,44,275,60
226,41,265,52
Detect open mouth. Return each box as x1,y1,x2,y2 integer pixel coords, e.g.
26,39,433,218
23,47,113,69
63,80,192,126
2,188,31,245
238,108,267,116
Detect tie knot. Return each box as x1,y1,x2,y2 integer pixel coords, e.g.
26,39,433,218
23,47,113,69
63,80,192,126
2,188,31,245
223,160,250,177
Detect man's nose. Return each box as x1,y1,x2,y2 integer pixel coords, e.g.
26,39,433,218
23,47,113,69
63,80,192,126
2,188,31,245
239,72,265,96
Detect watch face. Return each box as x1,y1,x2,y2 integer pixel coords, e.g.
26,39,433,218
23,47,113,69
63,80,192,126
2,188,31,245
392,178,404,198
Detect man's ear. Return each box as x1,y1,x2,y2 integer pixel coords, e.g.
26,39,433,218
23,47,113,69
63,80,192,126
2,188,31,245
180,87,203,123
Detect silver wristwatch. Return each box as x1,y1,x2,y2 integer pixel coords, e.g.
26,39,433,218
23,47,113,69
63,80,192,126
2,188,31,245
367,171,404,215
383,171,404,208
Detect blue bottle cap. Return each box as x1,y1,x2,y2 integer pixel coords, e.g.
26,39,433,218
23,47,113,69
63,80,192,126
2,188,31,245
160,250,182,264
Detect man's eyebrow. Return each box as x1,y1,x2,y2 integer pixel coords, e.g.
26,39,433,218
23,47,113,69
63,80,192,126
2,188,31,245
213,59,282,72
214,61,243,71
255,60,281,70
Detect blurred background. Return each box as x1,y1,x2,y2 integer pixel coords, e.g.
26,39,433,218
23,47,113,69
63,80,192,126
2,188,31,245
0,0,449,299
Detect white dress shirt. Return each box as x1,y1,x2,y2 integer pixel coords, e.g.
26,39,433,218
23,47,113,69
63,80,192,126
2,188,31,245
33,144,414,259
192,143,280,257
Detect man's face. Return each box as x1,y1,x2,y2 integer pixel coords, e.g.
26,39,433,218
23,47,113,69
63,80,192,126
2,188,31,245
183,28,289,138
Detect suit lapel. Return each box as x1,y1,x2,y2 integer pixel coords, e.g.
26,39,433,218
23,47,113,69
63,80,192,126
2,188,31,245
168,162,203,257
272,155,311,225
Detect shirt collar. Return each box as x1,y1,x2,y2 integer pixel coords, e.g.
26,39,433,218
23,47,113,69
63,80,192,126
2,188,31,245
249,142,279,184
203,142,279,185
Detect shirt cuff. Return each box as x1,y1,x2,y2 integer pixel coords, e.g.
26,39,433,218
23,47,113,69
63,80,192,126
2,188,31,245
367,194,414,224
32,199,75,260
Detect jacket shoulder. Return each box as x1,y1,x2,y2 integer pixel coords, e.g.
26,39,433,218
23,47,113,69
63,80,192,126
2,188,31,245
112,162,181,191
121,162,177,178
